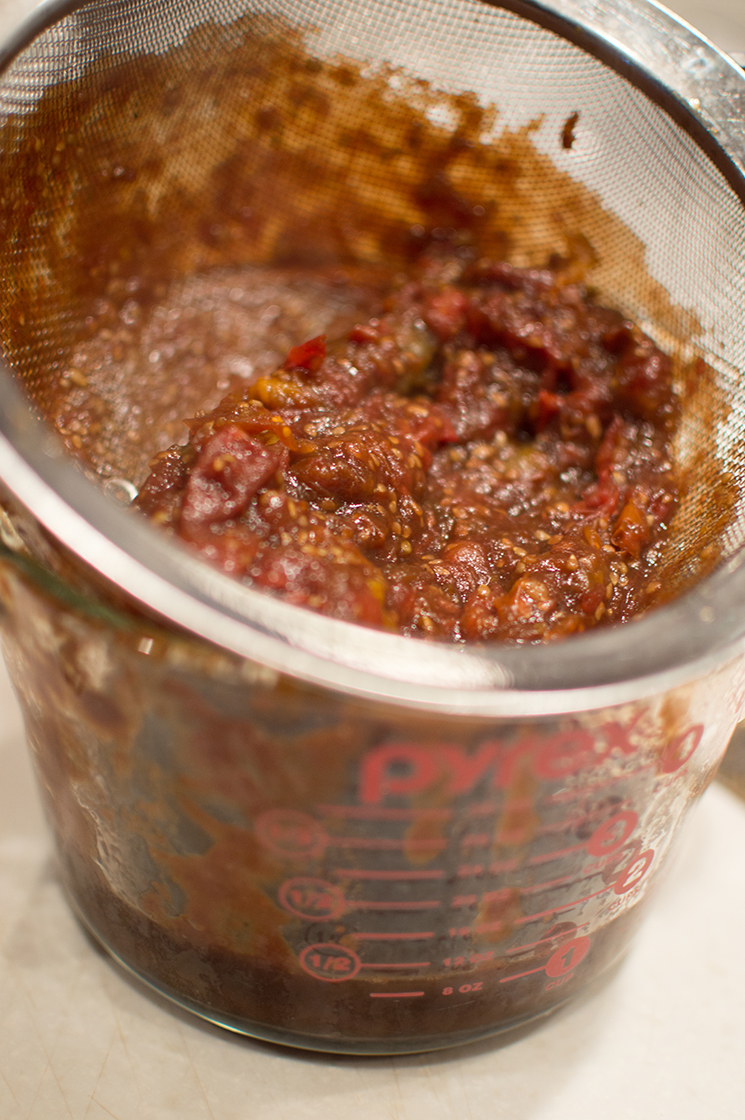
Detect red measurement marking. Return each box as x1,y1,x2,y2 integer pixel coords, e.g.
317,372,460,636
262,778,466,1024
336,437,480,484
499,965,545,982
545,765,651,804
354,932,435,941
299,943,361,983
536,804,613,835
506,926,589,955
520,873,577,895
489,859,519,874
501,936,591,983
316,805,452,821
360,962,430,970
333,868,445,880
528,843,585,866
443,951,495,967
370,992,425,998
480,797,535,816
466,801,501,817
353,900,441,911
456,872,599,912
255,809,328,859
545,937,591,977
329,837,448,850
614,848,654,894
660,725,703,773
473,920,504,936
462,889,607,939
278,877,346,920
586,810,639,857
456,859,519,879
526,811,640,868
515,885,610,925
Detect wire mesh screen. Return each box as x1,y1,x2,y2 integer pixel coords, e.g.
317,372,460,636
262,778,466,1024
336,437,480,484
0,0,743,600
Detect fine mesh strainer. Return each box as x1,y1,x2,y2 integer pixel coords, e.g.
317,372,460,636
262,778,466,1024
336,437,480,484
0,0,744,700
0,0,744,1053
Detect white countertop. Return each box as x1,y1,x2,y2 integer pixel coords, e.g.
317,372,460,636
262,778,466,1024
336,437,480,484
2,0,745,1116
664,0,745,55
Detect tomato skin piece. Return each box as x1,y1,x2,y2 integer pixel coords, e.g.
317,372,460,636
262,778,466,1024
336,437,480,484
285,335,327,373
180,424,288,532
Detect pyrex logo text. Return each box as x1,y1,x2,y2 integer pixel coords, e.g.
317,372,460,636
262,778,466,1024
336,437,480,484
359,714,703,804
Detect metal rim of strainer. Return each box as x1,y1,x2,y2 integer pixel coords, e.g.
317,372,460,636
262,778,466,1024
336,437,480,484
1,0,745,718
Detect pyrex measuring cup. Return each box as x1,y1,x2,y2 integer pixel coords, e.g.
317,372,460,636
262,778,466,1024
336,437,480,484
1,548,743,1052
2,0,745,1054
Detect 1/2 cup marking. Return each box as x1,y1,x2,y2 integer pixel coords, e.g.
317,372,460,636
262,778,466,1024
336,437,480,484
299,942,362,982
279,877,346,920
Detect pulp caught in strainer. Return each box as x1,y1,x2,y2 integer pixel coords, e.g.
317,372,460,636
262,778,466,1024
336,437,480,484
19,14,717,644
133,249,680,642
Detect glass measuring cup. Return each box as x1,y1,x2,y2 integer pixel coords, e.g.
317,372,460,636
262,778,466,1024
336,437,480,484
1,536,742,1053
2,0,745,1056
